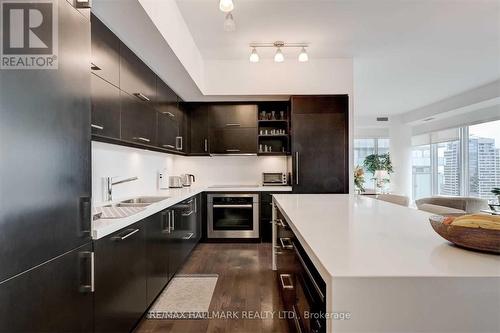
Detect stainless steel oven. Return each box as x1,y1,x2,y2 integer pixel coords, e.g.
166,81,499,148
207,194,259,239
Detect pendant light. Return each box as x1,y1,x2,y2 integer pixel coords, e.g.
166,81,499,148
274,47,284,63
219,0,234,13
298,47,309,62
249,47,259,63
224,12,236,32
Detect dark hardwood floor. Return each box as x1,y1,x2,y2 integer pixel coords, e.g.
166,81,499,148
134,243,290,333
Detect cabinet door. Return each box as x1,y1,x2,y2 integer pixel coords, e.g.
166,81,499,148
291,96,349,194
94,222,147,333
211,127,258,154
91,73,121,138
119,42,156,103
145,212,170,306
209,104,258,128
90,14,120,87
156,80,180,151
121,92,157,146
167,208,184,279
190,104,210,155
0,243,93,333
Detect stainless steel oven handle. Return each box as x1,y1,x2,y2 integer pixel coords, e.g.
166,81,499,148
294,246,325,303
280,274,294,289
212,204,253,208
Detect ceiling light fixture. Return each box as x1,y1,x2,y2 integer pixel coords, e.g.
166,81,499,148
298,47,309,62
249,41,309,63
249,47,259,63
219,0,234,13
224,12,236,32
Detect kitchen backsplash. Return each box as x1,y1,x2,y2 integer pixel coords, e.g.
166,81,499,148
92,142,288,203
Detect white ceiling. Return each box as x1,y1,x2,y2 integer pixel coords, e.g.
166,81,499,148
175,0,500,116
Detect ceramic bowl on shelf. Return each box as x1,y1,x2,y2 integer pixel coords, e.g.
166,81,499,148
429,215,500,254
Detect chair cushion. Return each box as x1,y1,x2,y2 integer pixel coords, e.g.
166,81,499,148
418,203,466,216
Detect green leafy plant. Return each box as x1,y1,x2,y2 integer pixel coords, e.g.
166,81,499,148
354,165,365,192
363,153,394,175
492,188,500,195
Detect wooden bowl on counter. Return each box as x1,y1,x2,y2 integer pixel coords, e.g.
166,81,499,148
429,216,500,254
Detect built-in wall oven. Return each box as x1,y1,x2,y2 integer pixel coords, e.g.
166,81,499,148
207,194,259,239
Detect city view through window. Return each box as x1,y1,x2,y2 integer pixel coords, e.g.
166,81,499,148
412,120,500,202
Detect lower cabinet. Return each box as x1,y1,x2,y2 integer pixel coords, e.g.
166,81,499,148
94,194,202,333
94,221,147,333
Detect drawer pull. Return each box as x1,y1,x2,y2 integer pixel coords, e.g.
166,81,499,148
162,111,175,118
275,218,286,228
294,246,325,303
226,149,241,152
162,144,175,149
204,139,208,152
182,232,194,240
280,274,294,289
280,237,294,250
133,137,150,143
91,124,104,130
113,228,139,241
225,123,240,127
133,92,150,102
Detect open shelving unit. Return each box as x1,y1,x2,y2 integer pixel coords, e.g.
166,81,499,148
257,102,290,155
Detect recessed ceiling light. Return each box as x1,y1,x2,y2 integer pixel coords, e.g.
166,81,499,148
219,0,234,13
224,12,236,32
298,47,308,62
274,47,284,63
249,48,259,63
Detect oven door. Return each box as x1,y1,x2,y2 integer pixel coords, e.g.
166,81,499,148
207,194,259,238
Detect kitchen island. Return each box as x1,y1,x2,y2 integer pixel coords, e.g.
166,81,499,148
272,194,500,333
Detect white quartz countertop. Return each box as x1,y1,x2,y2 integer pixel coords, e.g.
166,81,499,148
273,194,500,278
92,185,292,240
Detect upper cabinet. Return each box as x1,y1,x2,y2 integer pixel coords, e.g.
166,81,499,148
120,92,157,147
209,104,258,128
155,80,184,153
189,104,210,155
119,42,156,103
90,14,120,87
91,73,121,139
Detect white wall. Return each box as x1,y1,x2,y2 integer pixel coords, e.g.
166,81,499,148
389,116,413,197
172,155,289,187
92,142,175,203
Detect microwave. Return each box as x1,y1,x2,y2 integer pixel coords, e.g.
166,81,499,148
263,172,288,186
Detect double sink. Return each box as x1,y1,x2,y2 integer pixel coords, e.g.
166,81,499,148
95,196,170,220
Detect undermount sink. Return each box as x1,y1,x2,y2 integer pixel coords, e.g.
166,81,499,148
120,196,170,204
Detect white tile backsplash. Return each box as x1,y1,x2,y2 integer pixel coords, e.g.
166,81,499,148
92,142,289,203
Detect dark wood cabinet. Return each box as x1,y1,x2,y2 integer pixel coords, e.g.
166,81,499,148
189,104,210,155
119,42,156,103
91,73,121,139
211,127,258,154
209,104,258,128
291,95,349,194
145,212,169,306
94,221,147,333
155,80,186,153
91,14,120,87
121,92,157,146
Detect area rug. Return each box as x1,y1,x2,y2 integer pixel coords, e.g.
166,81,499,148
147,274,218,320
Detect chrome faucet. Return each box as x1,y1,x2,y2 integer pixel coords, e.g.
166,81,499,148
104,176,138,202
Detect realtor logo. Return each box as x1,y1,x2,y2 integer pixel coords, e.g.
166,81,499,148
1,0,58,69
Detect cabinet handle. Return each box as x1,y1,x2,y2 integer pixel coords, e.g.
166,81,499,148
133,93,150,102
182,210,194,217
295,152,299,185
294,246,325,303
274,218,286,228
226,149,241,153
162,144,175,149
79,251,94,293
182,232,194,240
280,274,294,289
171,210,175,231
293,307,303,333
176,136,183,150
162,111,175,118
280,237,294,250
194,197,197,213
133,137,150,143
212,204,253,208
91,124,104,130
113,228,139,241
225,123,240,127
204,139,208,152
167,210,172,234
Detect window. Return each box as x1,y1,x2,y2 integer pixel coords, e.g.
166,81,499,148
411,120,500,202
468,120,500,202
354,138,390,189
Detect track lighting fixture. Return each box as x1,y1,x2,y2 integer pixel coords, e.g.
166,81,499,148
274,47,285,63
219,0,234,13
298,47,309,62
249,47,259,63
248,41,309,63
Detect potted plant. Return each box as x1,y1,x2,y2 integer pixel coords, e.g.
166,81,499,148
363,153,394,193
354,165,365,194
492,188,500,204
